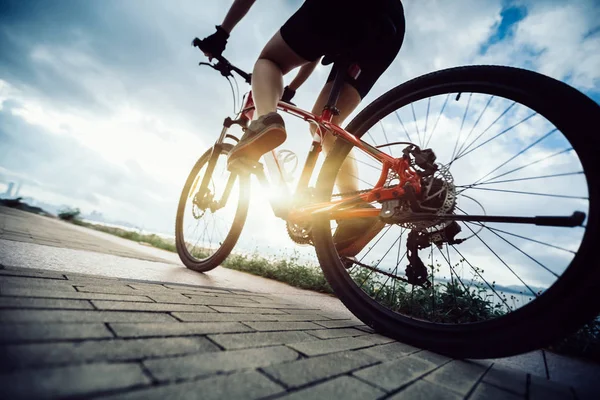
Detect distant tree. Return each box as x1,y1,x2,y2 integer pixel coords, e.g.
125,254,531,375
58,207,81,222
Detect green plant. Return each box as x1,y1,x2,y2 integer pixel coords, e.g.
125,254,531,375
223,251,333,294
58,207,81,222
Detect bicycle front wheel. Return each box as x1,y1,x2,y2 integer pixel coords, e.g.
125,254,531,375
313,65,600,358
175,143,250,272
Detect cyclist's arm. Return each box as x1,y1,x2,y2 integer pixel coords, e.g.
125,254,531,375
220,0,256,33
289,59,320,91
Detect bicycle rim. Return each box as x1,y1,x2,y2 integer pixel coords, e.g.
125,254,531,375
313,65,600,358
175,144,250,272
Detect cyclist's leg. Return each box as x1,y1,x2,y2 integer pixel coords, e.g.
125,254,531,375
309,82,361,193
228,3,327,165
228,32,310,165
325,21,406,257
252,32,309,116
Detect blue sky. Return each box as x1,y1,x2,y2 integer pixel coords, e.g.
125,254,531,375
0,0,599,254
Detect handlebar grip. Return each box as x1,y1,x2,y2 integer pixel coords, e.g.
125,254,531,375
192,37,206,51
192,37,226,63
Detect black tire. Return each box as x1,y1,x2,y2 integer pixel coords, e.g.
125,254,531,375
175,144,250,272
313,65,600,358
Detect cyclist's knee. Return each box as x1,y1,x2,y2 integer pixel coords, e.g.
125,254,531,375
258,31,308,75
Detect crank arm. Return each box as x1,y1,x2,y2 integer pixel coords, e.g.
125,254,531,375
395,211,586,228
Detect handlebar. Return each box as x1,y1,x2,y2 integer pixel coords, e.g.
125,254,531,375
192,37,252,84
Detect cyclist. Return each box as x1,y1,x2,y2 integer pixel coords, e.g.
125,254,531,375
200,0,405,257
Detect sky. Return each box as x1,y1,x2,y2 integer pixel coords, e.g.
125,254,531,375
0,0,599,283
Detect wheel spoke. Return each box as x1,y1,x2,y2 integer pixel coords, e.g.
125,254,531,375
461,222,539,297
465,220,559,278
410,103,421,147
455,95,494,158
379,121,394,156
467,171,584,186
424,93,450,148
455,111,537,161
481,147,574,184
449,245,514,312
458,186,587,200
423,97,431,144
450,93,473,165
395,111,413,143
454,101,516,160
472,225,576,255
470,128,557,187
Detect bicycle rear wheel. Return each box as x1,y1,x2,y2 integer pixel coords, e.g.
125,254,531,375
175,143,250,272
313,65,600,358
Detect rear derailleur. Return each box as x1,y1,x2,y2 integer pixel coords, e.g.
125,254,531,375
405,222,463,288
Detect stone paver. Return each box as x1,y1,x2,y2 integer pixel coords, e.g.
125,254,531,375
0,286,153,302
0,309,177,323
358,341,420,361
261,351,380,388
172,311,279,322
314,319,366,328
0,322,113,344
287,334,394,356
423,360,489,396
208,331,317,350
388,380,462,400
471,382,522,400
109,321,253,337
91,300,214,313
0,362,150,399
0,206,590,400
482,364,528,396
307,327,369,339
0,296,94,309
278,375,385,400
209,306,289,314
148,293,259,306
243,321,323,331
143,345,299,381
99,370,284,400
2,337,219,370
545,351,600,400
529,374,576,400
353,353,439,392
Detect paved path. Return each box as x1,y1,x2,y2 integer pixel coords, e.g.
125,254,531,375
0,206,598,399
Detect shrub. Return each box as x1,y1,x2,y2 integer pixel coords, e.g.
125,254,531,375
58,207,81,222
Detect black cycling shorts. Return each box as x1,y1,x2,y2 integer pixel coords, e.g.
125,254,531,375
280,0,405,98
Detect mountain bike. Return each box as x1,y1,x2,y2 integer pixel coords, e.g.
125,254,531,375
175,38,600,359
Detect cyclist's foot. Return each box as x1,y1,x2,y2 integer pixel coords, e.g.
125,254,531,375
228,112,286,170
334,203,386,259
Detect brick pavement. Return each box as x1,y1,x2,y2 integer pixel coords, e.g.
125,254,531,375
0,265,581,399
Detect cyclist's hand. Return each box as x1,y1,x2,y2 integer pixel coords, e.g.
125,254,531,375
201,25,229,61
281,86,296,105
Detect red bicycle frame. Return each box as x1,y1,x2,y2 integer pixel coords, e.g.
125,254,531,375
230,90,422,224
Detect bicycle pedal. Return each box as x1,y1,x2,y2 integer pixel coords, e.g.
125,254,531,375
227,157,264,174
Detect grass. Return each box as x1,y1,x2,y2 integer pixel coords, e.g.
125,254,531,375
59,213,599,362
223,253,333,294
